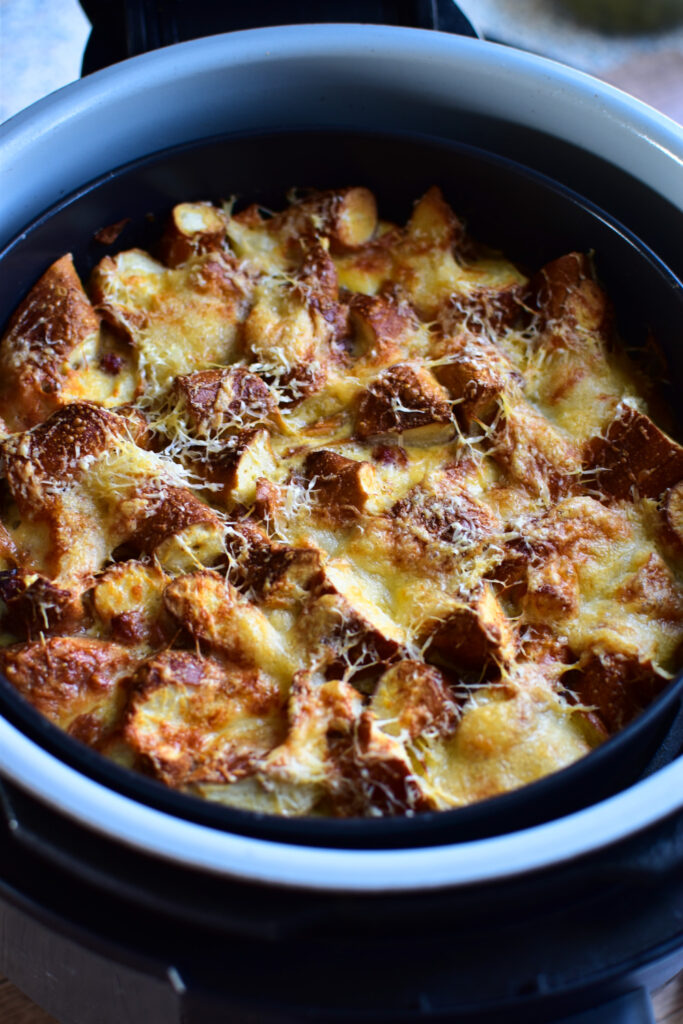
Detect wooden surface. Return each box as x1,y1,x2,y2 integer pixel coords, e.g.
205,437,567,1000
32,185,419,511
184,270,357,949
657,973,683,1024
0,975,57,1023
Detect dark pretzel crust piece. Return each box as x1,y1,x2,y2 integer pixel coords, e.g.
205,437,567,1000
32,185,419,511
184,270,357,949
584,401,683,500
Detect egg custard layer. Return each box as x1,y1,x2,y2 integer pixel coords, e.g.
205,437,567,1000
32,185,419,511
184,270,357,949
0,186,682,818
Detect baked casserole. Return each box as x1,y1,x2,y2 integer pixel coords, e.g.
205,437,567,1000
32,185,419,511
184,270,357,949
0,185,681,817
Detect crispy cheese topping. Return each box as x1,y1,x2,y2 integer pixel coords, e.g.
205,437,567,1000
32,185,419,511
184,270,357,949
0,187,681,818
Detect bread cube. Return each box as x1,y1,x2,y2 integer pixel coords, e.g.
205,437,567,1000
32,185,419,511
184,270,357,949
133,484,226,571
90,560,171,646
124,649,285,786
170,366,275,437
355,362,454,443
529,252,610,334
371,660,459,740
298,560,405,668
435,332,521,427
493,401,581,502
163,570,296,683
566,649,667,733
0,255,101,430
428,584,516,672
303,449,375,516
405,186,463,251
0,636,135,744
273,187,377,252
0,569,87,640
349,292,418,366
584,400,683,500
158,202,227,268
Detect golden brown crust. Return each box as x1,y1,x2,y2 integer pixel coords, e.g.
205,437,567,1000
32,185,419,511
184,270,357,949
89,560,173,647
405,186,464,252
0,255,101,431
90,249,251,404
616,552,683,622
371,660,459,740
258,669,430,817
272,187,378,252
0,636,135,743
391,465,500,553
131,485,224,558
293,239,349,344
0,570,88,640
523,554,579,622
492,401,581,501
171,366,275,436
221,520,324,606
440,282,525,334
511,496,636,630
300,561,406,670
207,428,276,507
661,480,683,551
1,403,126,507
349,293,416,366
162,570,295,681
0,404,137,581
329,710,431,816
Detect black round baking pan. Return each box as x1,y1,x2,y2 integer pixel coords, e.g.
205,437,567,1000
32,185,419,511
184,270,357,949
1,128,682,850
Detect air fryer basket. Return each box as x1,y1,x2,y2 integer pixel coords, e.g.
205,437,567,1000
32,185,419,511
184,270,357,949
0,128,682,849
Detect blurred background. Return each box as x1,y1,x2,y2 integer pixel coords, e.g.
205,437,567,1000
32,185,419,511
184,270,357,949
1,0,683,124
466,0,683,122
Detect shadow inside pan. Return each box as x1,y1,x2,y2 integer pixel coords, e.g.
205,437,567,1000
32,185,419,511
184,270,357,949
1,128,682,849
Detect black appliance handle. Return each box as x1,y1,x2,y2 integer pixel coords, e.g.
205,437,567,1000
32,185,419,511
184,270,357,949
79,0,479,75
556,989,655,1024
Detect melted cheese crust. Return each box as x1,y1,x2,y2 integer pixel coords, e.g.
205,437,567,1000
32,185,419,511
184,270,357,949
0,188,681,818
